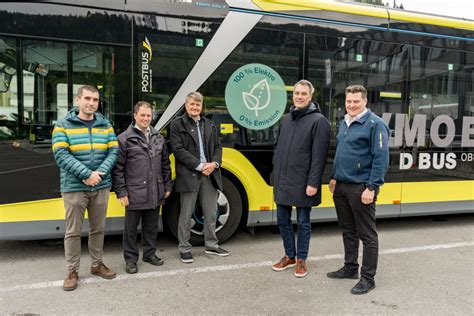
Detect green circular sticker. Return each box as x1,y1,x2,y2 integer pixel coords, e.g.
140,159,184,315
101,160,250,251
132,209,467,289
225,63,286,130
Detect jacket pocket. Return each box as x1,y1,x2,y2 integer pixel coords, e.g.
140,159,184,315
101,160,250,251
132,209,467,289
126,183,148,206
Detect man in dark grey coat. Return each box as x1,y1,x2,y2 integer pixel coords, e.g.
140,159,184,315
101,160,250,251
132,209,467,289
170,91,229,263
112,101,172,274
272,80,331,278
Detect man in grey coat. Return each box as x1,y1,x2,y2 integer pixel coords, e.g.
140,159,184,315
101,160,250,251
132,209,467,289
112,101,172,274
170,91,229,263
272,80,331,278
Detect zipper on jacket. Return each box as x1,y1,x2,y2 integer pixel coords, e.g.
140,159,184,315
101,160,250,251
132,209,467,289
335,123,353,173
88,125,95,168
281,120,297,183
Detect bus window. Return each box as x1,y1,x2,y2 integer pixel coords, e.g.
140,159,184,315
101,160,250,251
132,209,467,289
22,40,67,142
199,28,303,185
405,47,472,180
133,31,204,112
73,43,132,134
0,37,17,140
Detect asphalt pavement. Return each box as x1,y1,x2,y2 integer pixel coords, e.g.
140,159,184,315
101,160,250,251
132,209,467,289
0,214,473,315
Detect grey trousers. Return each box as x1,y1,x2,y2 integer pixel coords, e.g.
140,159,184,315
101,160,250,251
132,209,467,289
178,176,219,253
62,188,110,272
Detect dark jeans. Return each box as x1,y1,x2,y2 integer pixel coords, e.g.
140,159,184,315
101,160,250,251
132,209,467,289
123,208,159,263
277,204,312,260
333,182,378,281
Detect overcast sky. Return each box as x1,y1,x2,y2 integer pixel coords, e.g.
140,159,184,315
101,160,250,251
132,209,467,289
394,0,473,20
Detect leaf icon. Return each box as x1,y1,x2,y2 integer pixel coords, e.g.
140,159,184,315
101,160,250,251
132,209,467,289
250,79,271,111
242,92,260,116
242,79,271,117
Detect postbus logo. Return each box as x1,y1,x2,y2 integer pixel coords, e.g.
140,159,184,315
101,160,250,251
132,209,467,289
141,37,153,93
225,63,286,130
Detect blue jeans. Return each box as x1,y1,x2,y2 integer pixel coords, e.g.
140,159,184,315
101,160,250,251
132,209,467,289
277,204,312,260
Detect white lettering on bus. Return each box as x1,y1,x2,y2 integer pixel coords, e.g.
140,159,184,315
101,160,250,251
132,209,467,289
141,51,152,93
382,113,474,148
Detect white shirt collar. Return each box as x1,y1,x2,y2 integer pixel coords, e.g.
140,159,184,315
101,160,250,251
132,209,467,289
345,108,368,127
133,124,150,134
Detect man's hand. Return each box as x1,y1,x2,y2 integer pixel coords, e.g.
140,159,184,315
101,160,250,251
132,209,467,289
361,188,375,205
164,191,171,198
201,162,217,176
83,171,105,186
118,196,129,207
329,179,337,194
306,185,317,196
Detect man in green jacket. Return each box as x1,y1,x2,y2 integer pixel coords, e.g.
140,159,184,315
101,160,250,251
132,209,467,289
52,85,118,291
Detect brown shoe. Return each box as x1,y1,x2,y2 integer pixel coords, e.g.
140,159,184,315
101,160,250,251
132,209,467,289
272,255,296,271
63,270,79,291
91,262,116,279
295,259,307,278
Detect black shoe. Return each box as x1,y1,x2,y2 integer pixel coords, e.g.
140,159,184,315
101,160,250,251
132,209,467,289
351,278,375,295
205,247,229,257
327,266,359,279
180,252,193,263
143,255,164,266
125,262,138,274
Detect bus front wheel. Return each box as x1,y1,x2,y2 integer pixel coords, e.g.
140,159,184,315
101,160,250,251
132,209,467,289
164,177,243,245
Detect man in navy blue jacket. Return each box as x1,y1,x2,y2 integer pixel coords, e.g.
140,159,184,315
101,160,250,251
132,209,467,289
328,85,390,295
272,80,331,278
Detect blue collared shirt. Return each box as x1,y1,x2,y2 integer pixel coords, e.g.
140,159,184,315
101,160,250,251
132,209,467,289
194,118,207,171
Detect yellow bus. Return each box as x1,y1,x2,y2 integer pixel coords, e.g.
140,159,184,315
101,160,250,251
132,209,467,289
1,0,473,242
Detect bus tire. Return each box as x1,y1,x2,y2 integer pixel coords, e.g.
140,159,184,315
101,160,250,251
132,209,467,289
164,176,243,245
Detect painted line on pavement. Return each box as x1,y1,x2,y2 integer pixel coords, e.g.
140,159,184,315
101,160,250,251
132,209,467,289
1,241,472,293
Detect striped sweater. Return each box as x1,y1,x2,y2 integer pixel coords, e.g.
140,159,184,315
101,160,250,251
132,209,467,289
52,109,118,192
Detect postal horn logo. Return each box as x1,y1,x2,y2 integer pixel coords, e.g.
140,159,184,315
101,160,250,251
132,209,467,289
143,37,152,61
225,63,286,130
141,37,153,92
